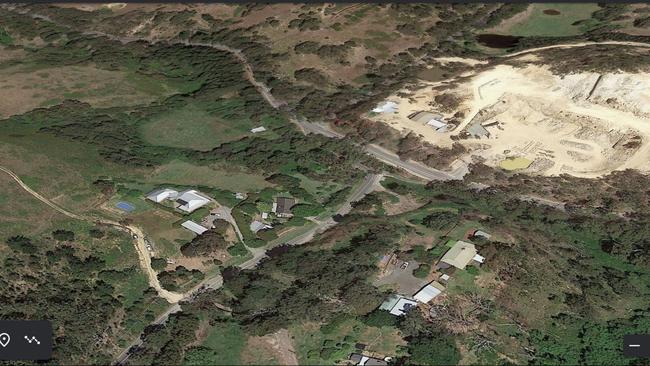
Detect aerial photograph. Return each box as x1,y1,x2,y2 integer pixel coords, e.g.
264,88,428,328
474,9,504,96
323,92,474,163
0,2,649,365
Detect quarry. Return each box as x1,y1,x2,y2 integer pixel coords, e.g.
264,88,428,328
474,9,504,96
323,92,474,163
370,58,650,178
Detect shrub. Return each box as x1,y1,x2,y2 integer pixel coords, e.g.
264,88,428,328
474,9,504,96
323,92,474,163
362,309,397,328
52,229,75,241
413,263,431,278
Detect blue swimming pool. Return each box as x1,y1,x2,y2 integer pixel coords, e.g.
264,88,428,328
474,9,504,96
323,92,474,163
115,201,136,212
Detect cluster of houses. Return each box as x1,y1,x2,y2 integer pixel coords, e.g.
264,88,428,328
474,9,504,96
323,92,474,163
407,111,449,132
146,188,212,213
371,101,450,133
250,196,296,233
147,186,299,238
146,187,215,235
348,230,490,365
378,231,489,317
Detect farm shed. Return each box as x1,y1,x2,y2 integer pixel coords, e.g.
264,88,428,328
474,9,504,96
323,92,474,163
181,220,208,235
413,281,445,303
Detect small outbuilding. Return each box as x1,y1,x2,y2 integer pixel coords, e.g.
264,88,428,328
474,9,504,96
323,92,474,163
349,353,388,366
250,220,272,233
474,230,492,239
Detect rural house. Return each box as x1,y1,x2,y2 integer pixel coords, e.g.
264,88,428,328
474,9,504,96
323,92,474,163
146,188,179,203
349,353,388,366
175,190,211,213
272,197,296,218
439,240,484,270
379,294,418,316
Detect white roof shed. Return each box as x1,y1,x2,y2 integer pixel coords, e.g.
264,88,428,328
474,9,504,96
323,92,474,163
426,118,447,129
413,281,445,303
146,188,178,203
176,190,211,213
181,220,208,235
379,294,417,316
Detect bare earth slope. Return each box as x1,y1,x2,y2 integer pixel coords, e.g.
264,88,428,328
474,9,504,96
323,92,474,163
370,49,650,178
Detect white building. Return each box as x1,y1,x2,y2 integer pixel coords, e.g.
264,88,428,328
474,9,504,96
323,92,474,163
175,190,211,213
472,254,485,264
181,220,208,235
379,294,418,316
250,220,272,233
372,101,398,114
426,118,447,130
146,188,179,203
250,126,267,133
413,281,445,303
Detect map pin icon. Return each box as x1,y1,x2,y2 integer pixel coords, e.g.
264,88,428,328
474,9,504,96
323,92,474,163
0,333,9,347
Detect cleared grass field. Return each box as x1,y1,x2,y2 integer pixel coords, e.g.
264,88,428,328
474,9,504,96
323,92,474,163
497,4,601,37
140,101,281,151
0,64,180,118
184,321,246,365
149,160,271,192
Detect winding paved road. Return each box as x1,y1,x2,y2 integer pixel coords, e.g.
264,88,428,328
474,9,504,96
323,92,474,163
238,173,383,269
299,121,467,181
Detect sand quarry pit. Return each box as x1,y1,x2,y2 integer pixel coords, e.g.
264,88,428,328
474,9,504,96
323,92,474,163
370,61,650,177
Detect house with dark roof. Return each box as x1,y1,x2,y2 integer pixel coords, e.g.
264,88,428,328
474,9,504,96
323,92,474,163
272,197,296,218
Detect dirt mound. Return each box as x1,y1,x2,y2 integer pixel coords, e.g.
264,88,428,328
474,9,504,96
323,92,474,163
543,9,561,15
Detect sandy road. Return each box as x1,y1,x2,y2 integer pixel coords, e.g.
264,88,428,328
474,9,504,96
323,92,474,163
0,165,184,303
502,41,650,59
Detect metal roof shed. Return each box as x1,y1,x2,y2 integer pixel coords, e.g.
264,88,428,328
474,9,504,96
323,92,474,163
413,281,445,303
181,220,208,235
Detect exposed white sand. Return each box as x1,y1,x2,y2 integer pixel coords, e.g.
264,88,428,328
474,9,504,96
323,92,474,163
369,63,650,177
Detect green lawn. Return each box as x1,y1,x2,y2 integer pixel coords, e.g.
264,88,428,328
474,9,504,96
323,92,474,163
505,4,601,37
184,321,246,365
140,100,281,151
140,104,225,150
0,27,12,45
148,160,271,192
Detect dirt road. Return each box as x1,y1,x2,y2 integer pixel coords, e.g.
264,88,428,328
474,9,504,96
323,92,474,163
0,165,184,303
502,40,650,59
